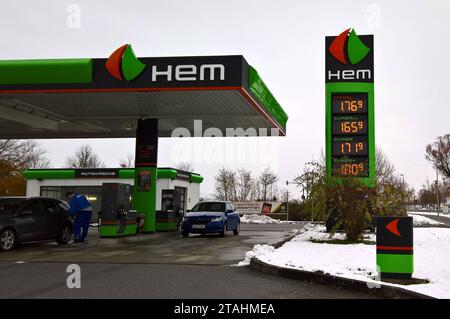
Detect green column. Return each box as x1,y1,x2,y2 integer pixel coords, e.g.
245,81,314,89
134,119,158,233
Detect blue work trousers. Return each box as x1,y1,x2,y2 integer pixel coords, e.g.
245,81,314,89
74,211,92,242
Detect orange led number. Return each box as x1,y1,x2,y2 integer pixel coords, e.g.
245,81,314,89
340,100,363,112
340,121,364,133
340,142,365,154
340,163,365,176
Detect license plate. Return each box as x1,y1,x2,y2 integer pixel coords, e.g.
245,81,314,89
192,224,206,229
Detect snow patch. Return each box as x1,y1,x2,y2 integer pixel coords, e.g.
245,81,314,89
240,214,296,224
409,211,450,219
409,214,444,226
235,244,276,266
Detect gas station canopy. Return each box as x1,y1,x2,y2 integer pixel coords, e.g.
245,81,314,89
0,47,288,138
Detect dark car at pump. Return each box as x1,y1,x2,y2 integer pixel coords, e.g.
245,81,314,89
180,201,240,237
0,197,73,251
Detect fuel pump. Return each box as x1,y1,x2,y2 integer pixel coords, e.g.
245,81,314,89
99,183,137,237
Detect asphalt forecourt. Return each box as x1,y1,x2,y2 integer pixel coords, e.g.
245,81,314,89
0,223,302,265
242,220,450,299
0,261,379,299
0,221,382,299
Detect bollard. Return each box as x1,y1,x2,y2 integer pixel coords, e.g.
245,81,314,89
376,216,413,280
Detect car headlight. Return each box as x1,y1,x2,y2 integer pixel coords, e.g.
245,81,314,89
211,217,224,222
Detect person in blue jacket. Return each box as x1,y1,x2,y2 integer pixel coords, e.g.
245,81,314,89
66,192,92,244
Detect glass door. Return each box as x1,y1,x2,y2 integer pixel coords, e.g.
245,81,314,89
174,187,186,213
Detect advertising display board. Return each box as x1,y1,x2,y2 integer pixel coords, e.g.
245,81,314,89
234,201,273,215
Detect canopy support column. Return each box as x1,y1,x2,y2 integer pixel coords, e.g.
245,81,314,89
134,118,158,233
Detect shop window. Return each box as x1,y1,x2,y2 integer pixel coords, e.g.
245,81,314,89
40,186,102,219
161,190,175,211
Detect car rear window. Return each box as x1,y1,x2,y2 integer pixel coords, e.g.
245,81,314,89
0,198,26,213
191,202,225,212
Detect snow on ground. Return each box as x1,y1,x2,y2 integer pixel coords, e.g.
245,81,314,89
236,244,276,266
234,229,302,267
409,214,444,226
243,223,450,298
409,211,450,219
240,214,297,224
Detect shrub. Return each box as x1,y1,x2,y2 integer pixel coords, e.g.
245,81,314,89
295,161,407,241
321,177,372,241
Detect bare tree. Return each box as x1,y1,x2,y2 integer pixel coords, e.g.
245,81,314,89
66,145,105,168
176,162,194,172
213,167,282,202
294,161,324,203
376,147,396,186
0,140,51,169
214,168,237,201
259,167,279,201
236,168,253,201
418,179,447,207
426,134,450,180
250,182,262,201
268,183,279,201
119,153,134,168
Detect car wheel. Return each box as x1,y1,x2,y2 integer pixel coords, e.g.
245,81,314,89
182,231,189,238
55,224,72,245
219,223,226,237
0,228,17,251
233,222,240,236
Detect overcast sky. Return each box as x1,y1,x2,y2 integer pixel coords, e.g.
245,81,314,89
1,0,449,198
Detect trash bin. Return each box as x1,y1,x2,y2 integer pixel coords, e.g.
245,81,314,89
376,216,413,280
155,210,178,231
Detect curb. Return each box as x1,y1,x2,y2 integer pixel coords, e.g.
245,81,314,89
249,257,434,299
272,231,302,249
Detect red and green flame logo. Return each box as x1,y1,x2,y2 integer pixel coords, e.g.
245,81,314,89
329,28,370,65
105,44,146,81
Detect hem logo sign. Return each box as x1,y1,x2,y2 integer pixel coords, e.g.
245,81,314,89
327,28,373,82
105,44,146,81
105,44,226,83
329,28,370,65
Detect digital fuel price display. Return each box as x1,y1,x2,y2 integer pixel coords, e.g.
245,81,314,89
332,115,368,135
332,136,368,156
331,93,370,178
332,157,369,177
331,93,368,114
